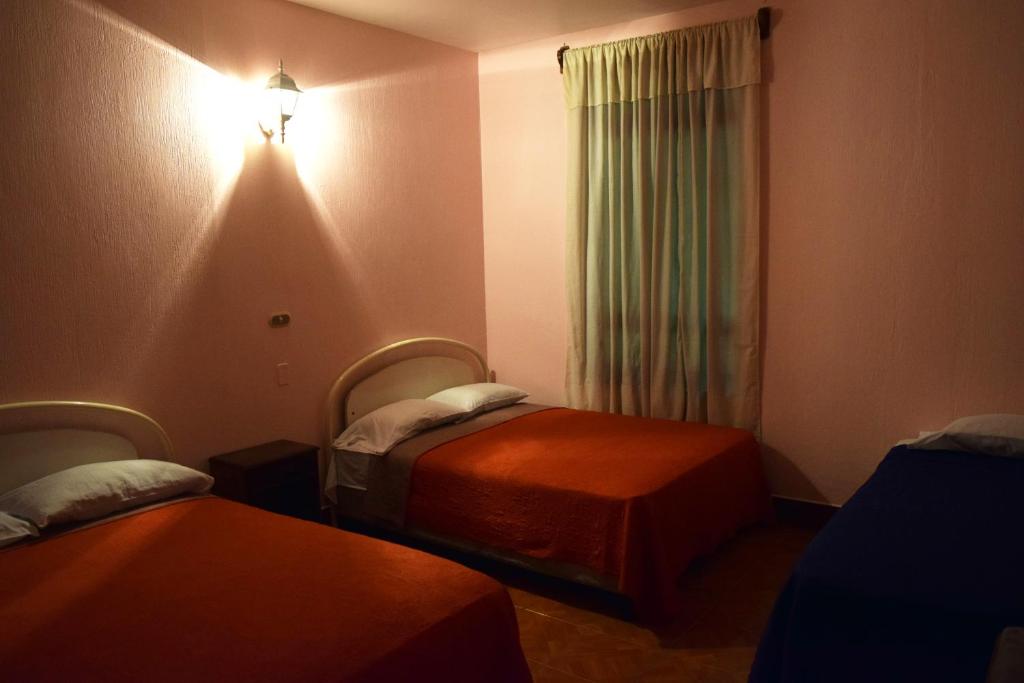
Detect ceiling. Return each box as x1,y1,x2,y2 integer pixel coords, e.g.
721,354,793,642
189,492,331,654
285,0,715,52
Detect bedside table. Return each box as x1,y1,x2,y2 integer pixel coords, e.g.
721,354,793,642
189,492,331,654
209,440,321,522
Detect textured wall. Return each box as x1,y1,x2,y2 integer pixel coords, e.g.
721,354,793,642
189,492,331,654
0,0,486,470
479,0,1024,503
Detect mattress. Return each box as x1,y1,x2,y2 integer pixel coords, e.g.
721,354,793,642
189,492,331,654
402,406,769,620
0,497,530,683
749,446,1024,683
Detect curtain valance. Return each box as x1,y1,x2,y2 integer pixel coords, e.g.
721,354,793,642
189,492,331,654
563,15,761,110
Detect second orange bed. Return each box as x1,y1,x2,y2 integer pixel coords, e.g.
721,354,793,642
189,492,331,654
405,407,770,620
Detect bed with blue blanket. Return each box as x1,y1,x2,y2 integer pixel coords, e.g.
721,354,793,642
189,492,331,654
750,445,1024,683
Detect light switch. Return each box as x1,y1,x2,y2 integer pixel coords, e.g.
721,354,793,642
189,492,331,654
276,362,290,386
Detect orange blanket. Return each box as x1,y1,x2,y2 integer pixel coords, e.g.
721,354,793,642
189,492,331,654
0,498,530,683
407,408,770,620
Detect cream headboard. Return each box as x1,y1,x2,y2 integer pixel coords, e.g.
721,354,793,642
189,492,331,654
0,401,174,495
325,337,488,447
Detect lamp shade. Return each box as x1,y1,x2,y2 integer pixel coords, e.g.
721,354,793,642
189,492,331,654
265,62,301,120
258,59,302,142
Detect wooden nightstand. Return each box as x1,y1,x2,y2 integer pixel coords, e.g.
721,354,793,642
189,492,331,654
209,440,321,522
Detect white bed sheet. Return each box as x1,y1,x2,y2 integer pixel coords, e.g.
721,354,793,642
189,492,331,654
327,448,373,494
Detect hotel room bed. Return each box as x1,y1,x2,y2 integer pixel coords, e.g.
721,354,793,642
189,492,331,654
0,401,530,683
325,338,770,621
749,445,1024,683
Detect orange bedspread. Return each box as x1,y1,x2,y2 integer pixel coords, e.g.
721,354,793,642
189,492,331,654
407,408,770,620
0,497,530,683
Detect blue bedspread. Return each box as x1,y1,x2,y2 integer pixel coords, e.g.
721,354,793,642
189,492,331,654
749,446,1024,683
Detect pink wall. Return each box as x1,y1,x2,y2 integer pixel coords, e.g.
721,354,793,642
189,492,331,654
479,0,1024,503
3,0,1022,503
0,0,486,470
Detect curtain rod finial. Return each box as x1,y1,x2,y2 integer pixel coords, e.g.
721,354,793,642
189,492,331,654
757,6,771,39
557,44,570,73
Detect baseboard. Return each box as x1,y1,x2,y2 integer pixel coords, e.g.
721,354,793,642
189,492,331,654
771,495,839,530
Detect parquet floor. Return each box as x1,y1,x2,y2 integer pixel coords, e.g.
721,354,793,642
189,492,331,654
495,524,817,682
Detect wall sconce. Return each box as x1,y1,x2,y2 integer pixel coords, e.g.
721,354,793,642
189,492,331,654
258,59,302,143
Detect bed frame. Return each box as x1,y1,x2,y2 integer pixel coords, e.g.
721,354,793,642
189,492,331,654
0,401,173,496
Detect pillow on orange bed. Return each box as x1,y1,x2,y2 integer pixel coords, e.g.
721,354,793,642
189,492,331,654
0,460,213,529
332,399,467,455
427,383,529,421
0,511,38,548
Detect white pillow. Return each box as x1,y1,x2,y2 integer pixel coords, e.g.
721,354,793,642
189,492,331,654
427,383,529,420
901,414,1024,457
332,399,467,455
0,511,38,548
0,460,214,528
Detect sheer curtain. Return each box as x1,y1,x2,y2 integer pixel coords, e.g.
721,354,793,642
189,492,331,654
563,16,761,430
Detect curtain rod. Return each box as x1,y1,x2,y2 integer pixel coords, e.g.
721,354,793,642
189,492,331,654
557,6,771,73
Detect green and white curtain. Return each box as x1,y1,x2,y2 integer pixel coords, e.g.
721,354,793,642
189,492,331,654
563,16,761,431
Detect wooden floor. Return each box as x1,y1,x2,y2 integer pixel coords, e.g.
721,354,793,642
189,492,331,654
496,524,817,682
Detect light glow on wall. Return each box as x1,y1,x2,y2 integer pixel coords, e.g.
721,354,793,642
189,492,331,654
68,0,252,190
289,83,358,246
59,0,267,388
191,72,252,191
289,85,346,185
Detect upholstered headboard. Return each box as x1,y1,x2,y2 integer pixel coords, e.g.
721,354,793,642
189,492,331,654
325,337,488,447
0,401,174,495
